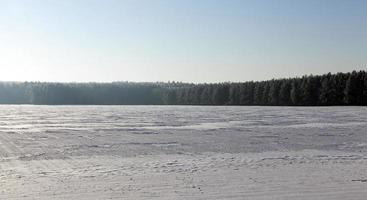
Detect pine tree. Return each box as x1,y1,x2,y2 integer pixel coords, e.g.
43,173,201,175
262,82,270,105
279,80,292,105
212,84,229,105
344,71,358,105
290,79,301,106
319,73,337,105
253,83,264,105
269,80,281,105
363,72,367,105
228,84,240,105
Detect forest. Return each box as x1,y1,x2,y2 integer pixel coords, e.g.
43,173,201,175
0,70,366,106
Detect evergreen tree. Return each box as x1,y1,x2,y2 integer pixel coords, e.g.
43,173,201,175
290,79,301,106
238,82,254,105
319,73,337,105
344,71,359,105
262,82,270,105
228,84,240,105
212,84,229,105
363,72,367,104
253,83,264,105
301,76,320,106
334,73,348,105
279,80,292,105
269,80,281,105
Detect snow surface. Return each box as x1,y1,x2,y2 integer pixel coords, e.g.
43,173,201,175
0,105,366,199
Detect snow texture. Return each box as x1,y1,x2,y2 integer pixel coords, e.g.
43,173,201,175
0,105,366,199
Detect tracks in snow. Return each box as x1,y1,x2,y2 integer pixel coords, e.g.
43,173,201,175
0,150,367,199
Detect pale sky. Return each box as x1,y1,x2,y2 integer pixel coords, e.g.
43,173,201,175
0,0,366,83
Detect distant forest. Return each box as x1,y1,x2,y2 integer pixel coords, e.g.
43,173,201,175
0,70,366,106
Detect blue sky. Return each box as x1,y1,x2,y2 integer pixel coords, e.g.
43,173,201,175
0,0,366,82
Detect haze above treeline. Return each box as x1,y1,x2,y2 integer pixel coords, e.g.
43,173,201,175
0,70,366,106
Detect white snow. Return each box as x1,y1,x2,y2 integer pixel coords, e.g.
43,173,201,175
0,105,366,199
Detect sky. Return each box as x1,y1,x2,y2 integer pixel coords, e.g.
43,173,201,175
0,0,366,83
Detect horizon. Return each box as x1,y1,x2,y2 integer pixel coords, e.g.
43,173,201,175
1,0,366,83
0,69,365,84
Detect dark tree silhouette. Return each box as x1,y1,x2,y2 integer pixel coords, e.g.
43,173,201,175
0,71,366,106
279,80,292,106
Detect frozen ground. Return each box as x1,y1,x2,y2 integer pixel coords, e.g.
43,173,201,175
0,105,366,199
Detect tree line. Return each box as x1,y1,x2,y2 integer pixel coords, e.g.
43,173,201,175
0,82,168,105
0,71,366,106
164,70,367,106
